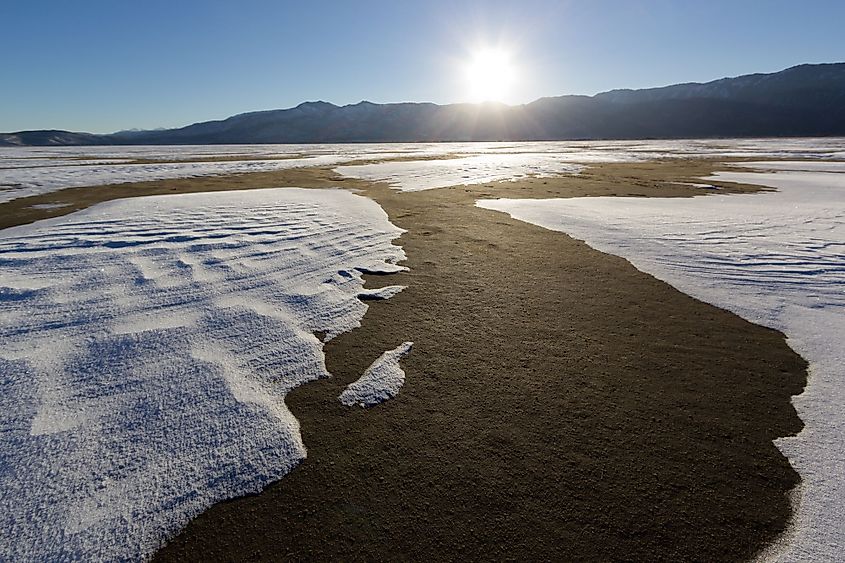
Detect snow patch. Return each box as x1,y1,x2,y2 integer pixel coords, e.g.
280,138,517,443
733,160,845,173
0,187,405,560
28,202,71,210
339,342,414,407
3,139,844,203
335,154,584,191
678,182,721,190
358,285,406,300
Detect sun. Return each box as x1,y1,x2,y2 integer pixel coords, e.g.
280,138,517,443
464,47,516,103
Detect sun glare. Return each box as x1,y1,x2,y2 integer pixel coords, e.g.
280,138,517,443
464,47,516,103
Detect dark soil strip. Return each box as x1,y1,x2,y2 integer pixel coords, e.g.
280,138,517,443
145,164,806,562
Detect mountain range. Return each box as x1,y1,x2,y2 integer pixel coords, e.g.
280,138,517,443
3,63,844,146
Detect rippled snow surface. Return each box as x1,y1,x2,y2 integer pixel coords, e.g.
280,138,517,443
478,163,845,562
0,188,405,560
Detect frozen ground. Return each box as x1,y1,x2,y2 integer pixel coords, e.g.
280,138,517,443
0,188,406,560
3,138,845,203
477,162,845,561
339,342,414,407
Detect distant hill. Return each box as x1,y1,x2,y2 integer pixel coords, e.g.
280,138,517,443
3,63,844,146
0,130,116,146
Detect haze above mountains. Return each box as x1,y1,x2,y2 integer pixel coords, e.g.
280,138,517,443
3,63,844,146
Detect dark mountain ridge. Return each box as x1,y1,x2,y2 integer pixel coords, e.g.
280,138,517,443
2,63,844,146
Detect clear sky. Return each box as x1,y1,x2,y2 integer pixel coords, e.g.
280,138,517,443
3,0,844,133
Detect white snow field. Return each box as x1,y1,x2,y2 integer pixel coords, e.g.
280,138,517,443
0,188,407,560
333,138,845,192
0,154,351,204
4,138,845,203
339,341,414,407
335,154,585,191
477,162,845,561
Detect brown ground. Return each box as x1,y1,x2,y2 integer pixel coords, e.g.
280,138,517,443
0,159,807,561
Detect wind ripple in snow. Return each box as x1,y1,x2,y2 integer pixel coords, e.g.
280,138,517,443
0,188,406,561
477,164,845,561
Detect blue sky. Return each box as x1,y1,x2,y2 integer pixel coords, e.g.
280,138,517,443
3,0,844,133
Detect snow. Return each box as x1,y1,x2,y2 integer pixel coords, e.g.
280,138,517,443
358,284,407,301
333,138,845,191
27,202,71,209
733,160,845,173
3,139,845,203
0,158,136,169
339,342,414,407
477,162,845,562
0,187,406,560
0,155,350,204
678,182,721,190
335,154,584,191
2,139,845,557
